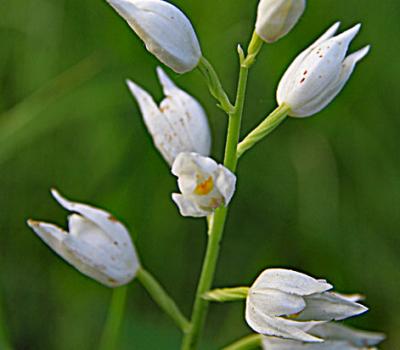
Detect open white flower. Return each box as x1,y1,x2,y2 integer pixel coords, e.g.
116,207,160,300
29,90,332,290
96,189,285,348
107,0,201,73
277,22,370,117
256,0,306,43
262,323,385,349
246,269,368,342
127,67,211,166
27,189,139,287
171,152,236,217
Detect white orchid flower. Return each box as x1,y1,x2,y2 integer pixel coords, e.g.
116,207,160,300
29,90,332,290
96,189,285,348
246,269,368,342
262,323,385,349
277,22,370,117
127,67,211,166
171,152,236,217
107,0,201,73
256,0,306,43
27,189,139,288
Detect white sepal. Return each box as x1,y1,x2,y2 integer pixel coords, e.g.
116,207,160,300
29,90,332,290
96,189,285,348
107,0,201,73
27,189,140,287
127,67,211,166
256,0,306,43
277,23,370,117
171,152,236,217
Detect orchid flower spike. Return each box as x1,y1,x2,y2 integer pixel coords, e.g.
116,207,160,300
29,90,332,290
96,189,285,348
245,269,368,342
262,323,386,349
127,67,211,166
256,0,306,43
107,0,201,73
27,189,139,287
171,152,236,217
277,22,370,117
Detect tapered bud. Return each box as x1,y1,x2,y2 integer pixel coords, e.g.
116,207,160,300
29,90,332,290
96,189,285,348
277,22,370,117
255,0,306,43
107,0,202,73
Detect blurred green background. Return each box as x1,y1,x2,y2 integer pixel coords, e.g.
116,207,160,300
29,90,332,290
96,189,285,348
0,0,399,349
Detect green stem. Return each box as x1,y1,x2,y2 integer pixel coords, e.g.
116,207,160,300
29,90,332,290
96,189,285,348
237,104,290,159
136,268,190,333
181,40,255,350
223,334,262,350
99,286,127,350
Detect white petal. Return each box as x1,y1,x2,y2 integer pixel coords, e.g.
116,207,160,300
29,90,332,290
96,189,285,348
277,22,341,104
127,79,181,165
299,292,368,321
107,0,201,73
27,220,67,253
68,214,110,245
294,45,370,116
246,298,325,342
283,31,355,114
248,288,306,317
311,323,385,347
215,164,236,205
171,152,218,178
171,193,211,217
330,23,361,49
51,189,134,251
156,67,211,158
27,219,138,287
252,269,333,296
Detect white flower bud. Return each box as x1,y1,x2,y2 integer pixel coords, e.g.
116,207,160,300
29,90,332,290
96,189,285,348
171,152,236,217
127,67,211,166
262,323,385,349
27,189,140,287
277,22,370,117
245,269,368,342
255,0,306,43
107,0,202,73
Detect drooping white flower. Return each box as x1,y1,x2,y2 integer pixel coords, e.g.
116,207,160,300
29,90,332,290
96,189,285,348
107,0,202,73
171,152,236,217
245,269,368,342
277,22,370,117
262,323,385,349
27,189,139,287
255,0,306,43
127,67,211,166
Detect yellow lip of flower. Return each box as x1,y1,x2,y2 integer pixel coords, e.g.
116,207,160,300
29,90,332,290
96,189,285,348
194,176,214,196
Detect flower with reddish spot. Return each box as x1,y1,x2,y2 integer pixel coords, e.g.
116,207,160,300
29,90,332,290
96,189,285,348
171,152,236,217
27,189,139,287
277,22,370,117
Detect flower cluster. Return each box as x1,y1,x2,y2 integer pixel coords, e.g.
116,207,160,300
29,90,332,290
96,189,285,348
24,0,384,349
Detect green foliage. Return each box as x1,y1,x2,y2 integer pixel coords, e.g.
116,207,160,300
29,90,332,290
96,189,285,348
0,0,398,349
